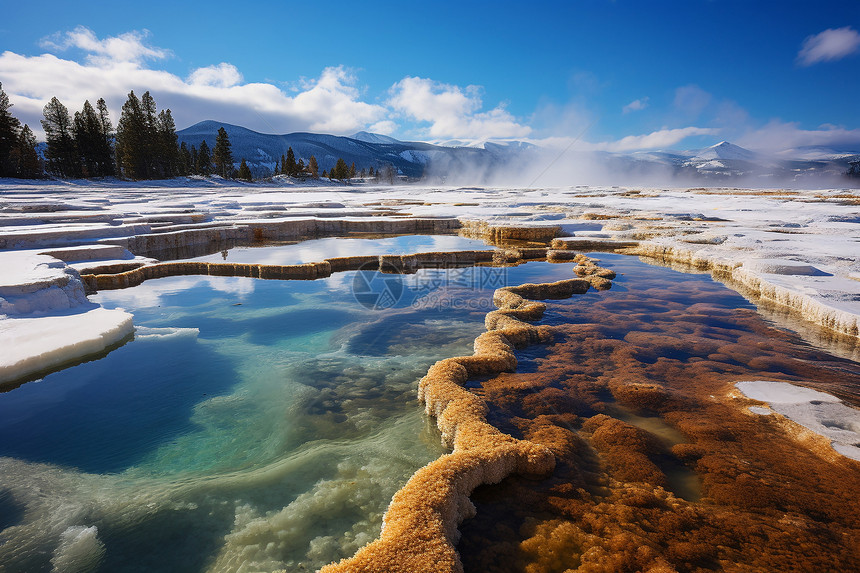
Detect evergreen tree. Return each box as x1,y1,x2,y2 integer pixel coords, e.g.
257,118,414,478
42,97,79,177
190,144,199,175
95,98,115,176
196,140,212,175
179,142,191,175
333,157,349,180
9,124,42,178
285,147,297,177
238,158,252,181
322,169,328,178
280,154,287,175
157,109,180,177
73,101,103,177
140,91,158,177
368,165,374,177
0,83,22,177
297,158,305,175
274,158,280,175
360,168,366,178
308,155,319,178
115,91,148,179
349,161,356,179
213,127,234,178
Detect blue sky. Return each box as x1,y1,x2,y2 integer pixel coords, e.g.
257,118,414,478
2,0,859,151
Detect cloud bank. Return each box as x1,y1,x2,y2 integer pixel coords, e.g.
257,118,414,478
2,27,535,143
1,28,387,139
1,26,858,155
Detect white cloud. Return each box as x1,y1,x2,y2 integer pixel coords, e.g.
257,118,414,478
737,120,860,152
291,67,383,133
593,127,720,152
622,97,648,114
388,76,531,139
1,28,386,138
40,26,169,66
368,120,397,135
797,27,860,66
188,63,242,88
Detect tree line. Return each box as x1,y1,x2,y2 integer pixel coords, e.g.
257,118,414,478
1,83,395,182
0,83,42,178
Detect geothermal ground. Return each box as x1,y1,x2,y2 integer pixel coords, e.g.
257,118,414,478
1,178,859,572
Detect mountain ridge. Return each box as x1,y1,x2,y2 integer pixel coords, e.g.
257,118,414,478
176,121,859,183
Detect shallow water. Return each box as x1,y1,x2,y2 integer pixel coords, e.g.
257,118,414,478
0,238,579,572
187,234,493,265
458,253,860,573
4,244,857,572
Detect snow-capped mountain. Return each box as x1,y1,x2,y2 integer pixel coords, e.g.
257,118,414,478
349,131,403,145
176,121,859,183
690,141,758,161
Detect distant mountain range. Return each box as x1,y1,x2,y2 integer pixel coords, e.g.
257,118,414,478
624,141,858,182
176,120,525,179
176,121,859,184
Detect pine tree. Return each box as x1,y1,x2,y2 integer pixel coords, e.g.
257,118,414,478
285,147,297,177
197,140,212,175
140,91,158,177
274,159,280,175
368,165,374,177
95,98,114,176
349,161,356,179
42,97,79,177
322,169,327,178
179,142,191,175
333,157,349,180
280,154,287,175
115,91,148,179
213,127,234,178
308,155,319,178
157,109,180,177
297,158,305,176
238,158,252,181
0,83,22,177
73,100,102,177
12,124,42,178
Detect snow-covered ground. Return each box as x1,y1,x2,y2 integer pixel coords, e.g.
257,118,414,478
1,178,858,392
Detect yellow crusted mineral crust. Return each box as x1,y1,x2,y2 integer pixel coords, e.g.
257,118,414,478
320,255,617,573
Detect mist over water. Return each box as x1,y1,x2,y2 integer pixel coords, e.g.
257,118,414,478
423,146,855,189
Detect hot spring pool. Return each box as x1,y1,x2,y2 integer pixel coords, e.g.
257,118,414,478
0,244,580,572
2,242,857,573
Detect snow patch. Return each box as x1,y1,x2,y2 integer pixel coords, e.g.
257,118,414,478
736,380,860,461
742,258,825,276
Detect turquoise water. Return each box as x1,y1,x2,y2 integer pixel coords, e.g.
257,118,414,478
0,244,580,572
